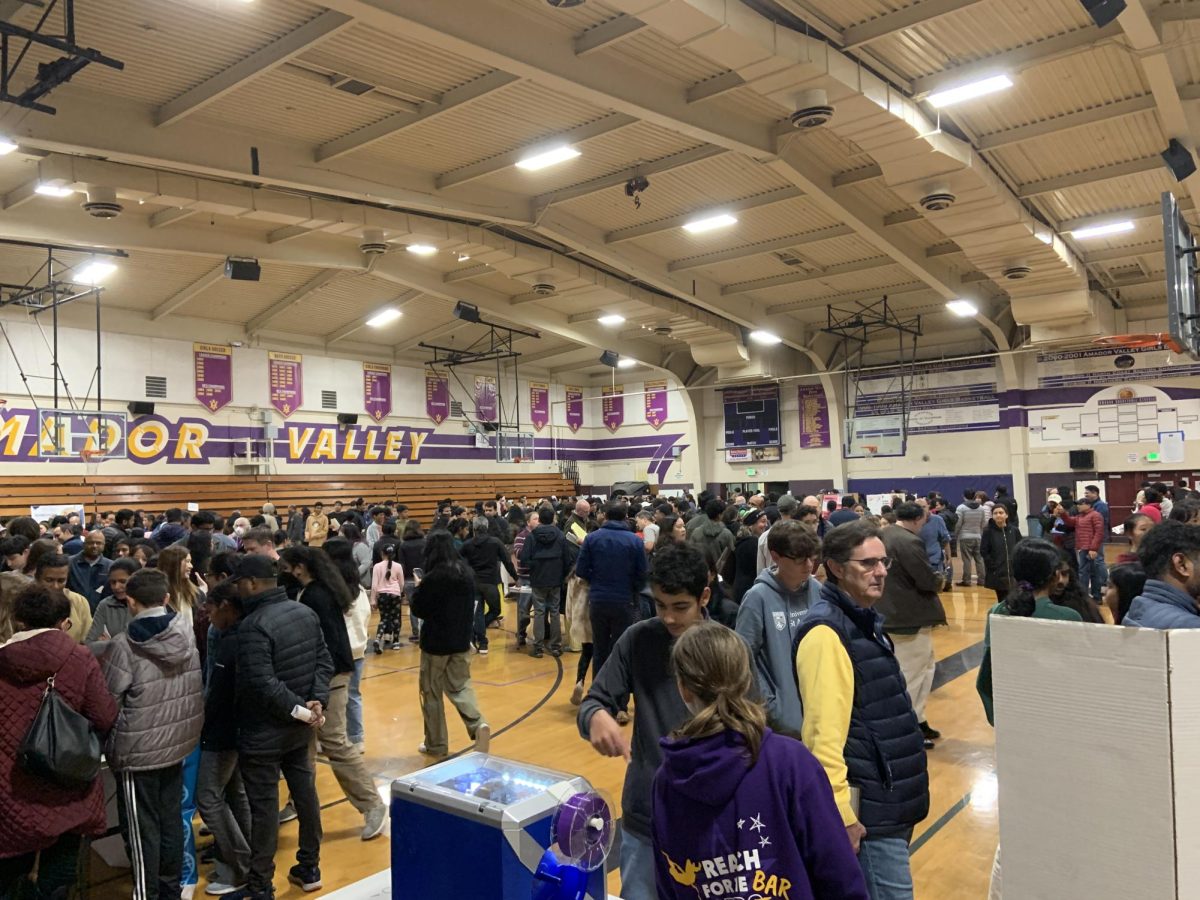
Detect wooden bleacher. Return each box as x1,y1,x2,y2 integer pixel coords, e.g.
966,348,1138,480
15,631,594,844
0,472,578,525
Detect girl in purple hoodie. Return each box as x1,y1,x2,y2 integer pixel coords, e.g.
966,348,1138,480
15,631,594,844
652,622,869,900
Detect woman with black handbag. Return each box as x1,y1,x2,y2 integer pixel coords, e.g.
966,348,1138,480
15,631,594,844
0,584,117,898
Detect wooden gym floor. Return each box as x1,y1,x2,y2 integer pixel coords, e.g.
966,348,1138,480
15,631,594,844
86,582,1010,898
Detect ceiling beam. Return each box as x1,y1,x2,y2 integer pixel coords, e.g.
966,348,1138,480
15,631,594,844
155,10,354,127
977,95,1160,152
766,283,934,315
2,179,41,210
668,225,856,272
1016,155,1164,198
267,225,311,244
1059,199,1192,233
149,208,197,229
832,164,883,187
1083,243,1164,264
842,0,988,49
316,70,519,162
436,113,640,190
286,57,442,105
512,344,587,365
245,269,342,335
911,20,1123,98
443,263,497,283
721,257,896,295
686,71,745,104
150,265,226,321
1155,1,1200,23
534,145,725,209
575,15,647,56
394,318,462,353
605,186,803,243
326,289,421,345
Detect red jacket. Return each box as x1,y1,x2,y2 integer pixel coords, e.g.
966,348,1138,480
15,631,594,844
0,629,118,858
1141,503,1163,524
1060,508,1106,552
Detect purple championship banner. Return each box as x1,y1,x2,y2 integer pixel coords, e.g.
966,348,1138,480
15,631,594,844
565,386,584,433
268,351,303,418
602,385,624,433
644,380,668,430
475,375,498,422
193,343,232,413
425,370,449,425
798,384,831,449
529,382,550,431
363,363,392,422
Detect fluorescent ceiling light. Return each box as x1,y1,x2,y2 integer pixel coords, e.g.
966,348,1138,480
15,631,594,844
683,212,738,234
515,144,581,171
616,357,637,368
0,138,17,155
946,299,978,317
1070,220,1135,240
748,330,782,345
598,314,625,326
35,183,74,198
366,308,402,328
927,74,1013,109
406,243,438,256
76,261,117,284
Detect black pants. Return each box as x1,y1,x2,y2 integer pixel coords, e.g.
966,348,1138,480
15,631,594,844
116,764,184,900
590,602,636,710
239,742,323,895
477,581,501,625
575,643,593,685
0,833,81,900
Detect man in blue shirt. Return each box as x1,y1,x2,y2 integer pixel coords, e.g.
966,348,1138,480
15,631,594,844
918,500,951,587
1084,484,1109,530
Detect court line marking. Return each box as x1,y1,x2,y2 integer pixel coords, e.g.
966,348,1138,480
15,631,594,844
909,791,972,855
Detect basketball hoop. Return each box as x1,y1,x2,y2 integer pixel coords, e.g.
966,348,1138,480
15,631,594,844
862,445,878,458
80,447,108,478
1092,333,1183,353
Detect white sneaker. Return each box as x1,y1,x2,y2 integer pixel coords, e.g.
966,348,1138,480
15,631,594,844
474,723,491,754
278,801,297,824
362,804,387,841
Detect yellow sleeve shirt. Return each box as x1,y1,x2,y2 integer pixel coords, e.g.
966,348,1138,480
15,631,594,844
795,624,858,826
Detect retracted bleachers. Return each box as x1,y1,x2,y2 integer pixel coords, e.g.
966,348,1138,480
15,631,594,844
0,472,578,524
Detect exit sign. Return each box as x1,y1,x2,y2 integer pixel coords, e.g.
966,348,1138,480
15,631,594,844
1147,452,1161,463
745,468,757,476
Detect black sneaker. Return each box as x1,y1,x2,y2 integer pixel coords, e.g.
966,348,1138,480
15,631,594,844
530,649,544,658
919,721,941,741
287,864,322,893
371,639,382,655
923,738,935,750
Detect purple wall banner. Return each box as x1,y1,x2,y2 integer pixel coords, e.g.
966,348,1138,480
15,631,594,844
268,351,303,418
363,363,392,422
529,382,549,431
602,385,624,433
425,370,449,425
798,384,831,449
565,387,583,433
193,343,232,413
475,375,498,422
644,379,668,430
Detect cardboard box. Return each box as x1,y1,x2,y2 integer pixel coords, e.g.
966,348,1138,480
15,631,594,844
991,617,1200,899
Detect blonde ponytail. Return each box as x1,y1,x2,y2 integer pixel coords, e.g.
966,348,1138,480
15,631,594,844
671,621,767,764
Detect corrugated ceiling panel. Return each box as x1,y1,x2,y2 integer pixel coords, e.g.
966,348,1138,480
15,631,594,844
101,252,226,313
729,261,912,298
600,29,731,87
1034,169,1176,223
504,0,616,33
195,67,399,145
279,274,406,336
175,261,323,324
9,0,326,107
353,81,611,176
803,0,914,30
707,84,789,123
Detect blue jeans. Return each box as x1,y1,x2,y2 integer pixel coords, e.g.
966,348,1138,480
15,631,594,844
1077,549,1108,603
180,744,202,888
618,828,657,900
347,657,365,744
858,836,914,900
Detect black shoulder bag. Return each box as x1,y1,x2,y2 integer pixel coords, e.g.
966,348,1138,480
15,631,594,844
18,671,103,790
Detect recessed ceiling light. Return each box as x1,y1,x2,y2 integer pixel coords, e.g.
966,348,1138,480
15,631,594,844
616,357,637,368
927,74,1013,109
76,261,117,284
748,330,782,345
406,243,438,256
1070,220,1135,240
683,212,738,234
946,299,978,317
515,144,581,171
598,314,625,326
0,138,17,155
35,183,74,198
366,308,402,328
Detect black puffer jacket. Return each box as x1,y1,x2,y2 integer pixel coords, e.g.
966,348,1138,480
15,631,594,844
236,586,333,757
520,524,571,589
410,564,476,656
981,522,1022,592
398,537,426,580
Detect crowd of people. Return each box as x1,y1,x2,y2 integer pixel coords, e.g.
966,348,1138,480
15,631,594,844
0,479,1197,900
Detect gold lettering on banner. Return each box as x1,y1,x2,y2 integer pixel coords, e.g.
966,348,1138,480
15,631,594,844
174,423,208,459
408,429,427,462
312,429,337,460
288,427,314,459
362,430,381,461
342,429,360,460
383,430,404,461
129,422,167,458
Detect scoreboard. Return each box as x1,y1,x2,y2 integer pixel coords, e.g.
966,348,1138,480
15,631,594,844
723,384,781,447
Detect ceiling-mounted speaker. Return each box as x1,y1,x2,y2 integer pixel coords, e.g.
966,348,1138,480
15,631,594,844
1079,0,1125,28
224,257,261,281
1162,138,1197,182
127,401,155,416
337,413,358,426
599,350,619,368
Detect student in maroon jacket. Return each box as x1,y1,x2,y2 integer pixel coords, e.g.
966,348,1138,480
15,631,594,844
0,584,118,898
1055,496,1108,605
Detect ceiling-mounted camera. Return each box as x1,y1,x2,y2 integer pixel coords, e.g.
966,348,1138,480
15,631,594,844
625,174,650,209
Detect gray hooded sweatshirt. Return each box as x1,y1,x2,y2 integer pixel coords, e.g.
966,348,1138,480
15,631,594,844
734,568,821,738
955,501,988,539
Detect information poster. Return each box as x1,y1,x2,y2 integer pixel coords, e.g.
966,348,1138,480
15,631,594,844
425,370,449,425
644,380,668,430
565,387,583,433
1038,346,1200,388
853,359,1000,435
602,385,624,433
797,384,830,449
193,343,232,412
529,382,549,431
475,375,498,422
363,363,391,422
268,351,302,418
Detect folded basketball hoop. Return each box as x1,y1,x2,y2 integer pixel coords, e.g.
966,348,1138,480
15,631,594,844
1092,333,1183,353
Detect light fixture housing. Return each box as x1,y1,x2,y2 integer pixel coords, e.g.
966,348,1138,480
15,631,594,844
946,299,978,317
599,350,619,368
927,74,1013,109
366,308,402,328
598,314,625,326
406,243,438,256
35,183,74,198
0,138,17,155
76,261,117,284
683,212,738,234
515,144,581,172
617,357,637,368
453,301,481,323
1070,220,1135,240
748,330,782,345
